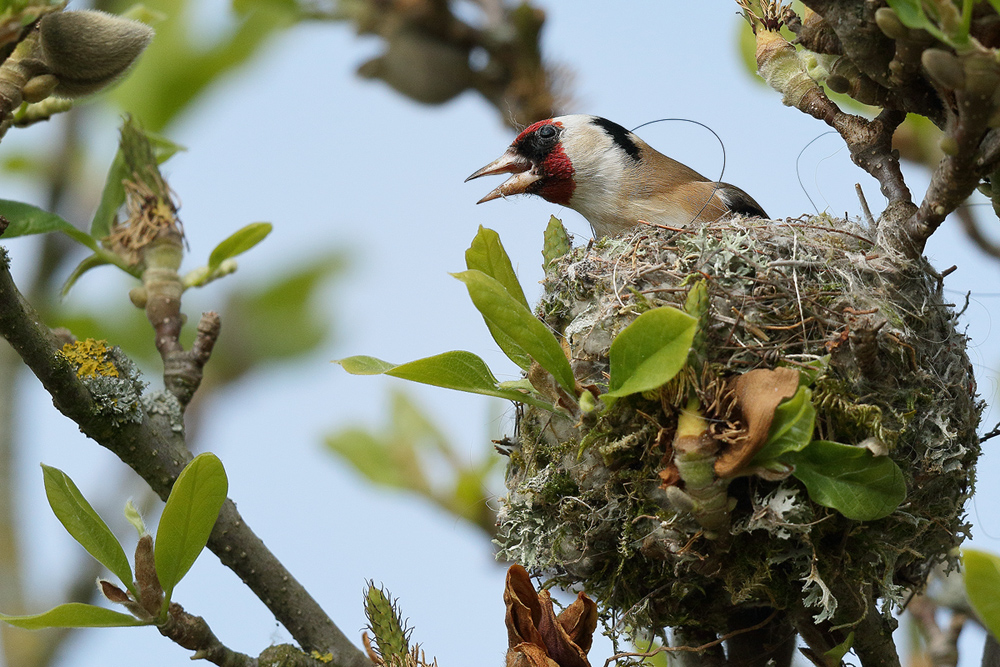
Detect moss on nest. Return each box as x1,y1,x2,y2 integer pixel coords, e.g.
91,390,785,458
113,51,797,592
495,215,982,637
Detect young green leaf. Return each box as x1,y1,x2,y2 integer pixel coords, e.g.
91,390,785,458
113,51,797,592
963,549,1000,640
154,453,228,606
453,270,576,393
124,500,147,536
783,441,905,521
824,632,854,665
0,199,98,251
605,306,697,398
749,387,816,465
0,603,147,629
335,352,556,411
207,222,272,272
41,465,136,596
61,254,112,297
465,226,529,310
542,215,571,271
885,0,948,42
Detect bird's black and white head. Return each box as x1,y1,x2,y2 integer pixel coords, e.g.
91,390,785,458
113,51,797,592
465,115,639,210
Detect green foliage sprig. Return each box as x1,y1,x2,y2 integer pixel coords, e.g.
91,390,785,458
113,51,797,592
336,226,906,522
0,453,227,629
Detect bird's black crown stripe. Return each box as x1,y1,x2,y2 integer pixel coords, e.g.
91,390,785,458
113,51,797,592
591,116,640,161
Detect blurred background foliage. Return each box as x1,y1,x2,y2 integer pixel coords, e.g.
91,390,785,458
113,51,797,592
0,1,556,665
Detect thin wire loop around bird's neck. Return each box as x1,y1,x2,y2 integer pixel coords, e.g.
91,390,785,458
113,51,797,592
631,118,726,226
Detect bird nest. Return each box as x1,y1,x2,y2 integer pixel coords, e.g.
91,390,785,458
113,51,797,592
495,214,982,635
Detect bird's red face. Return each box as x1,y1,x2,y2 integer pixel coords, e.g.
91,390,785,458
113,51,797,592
465,119,576,206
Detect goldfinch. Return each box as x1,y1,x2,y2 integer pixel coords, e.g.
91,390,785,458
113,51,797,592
466,115,767,238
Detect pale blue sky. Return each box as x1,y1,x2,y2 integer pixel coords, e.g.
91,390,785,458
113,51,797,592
2,2,999,666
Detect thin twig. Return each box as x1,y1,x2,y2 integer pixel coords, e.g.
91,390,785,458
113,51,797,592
856,183,875,228
981,421,1000,444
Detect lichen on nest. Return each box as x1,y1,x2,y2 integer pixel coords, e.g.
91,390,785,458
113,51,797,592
495,214,982,637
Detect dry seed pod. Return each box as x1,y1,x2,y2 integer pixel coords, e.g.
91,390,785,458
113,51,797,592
38,10,153,98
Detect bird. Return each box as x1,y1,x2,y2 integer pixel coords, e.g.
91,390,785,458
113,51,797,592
466,115,767,238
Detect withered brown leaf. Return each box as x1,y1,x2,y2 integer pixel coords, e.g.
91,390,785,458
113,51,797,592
504,565,597,667
714,367,799,478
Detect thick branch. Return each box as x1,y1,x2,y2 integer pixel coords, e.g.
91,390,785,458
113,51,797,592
0,250,368,667
800,0,943,122
906,77,998,250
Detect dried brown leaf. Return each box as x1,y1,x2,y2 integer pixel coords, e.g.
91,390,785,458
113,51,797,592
715,367,799,477
503,565,596,667
505,564,546,648
507,643,559,667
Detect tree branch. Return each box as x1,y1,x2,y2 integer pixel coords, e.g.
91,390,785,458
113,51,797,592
0,249,369,667
908,594,964,667
158,602,255,667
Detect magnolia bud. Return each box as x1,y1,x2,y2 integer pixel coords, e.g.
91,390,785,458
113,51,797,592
874,7,908,40
38,10,153,98
21,73,58,102
922,48,966,90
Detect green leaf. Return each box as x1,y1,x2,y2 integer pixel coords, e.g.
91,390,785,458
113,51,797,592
208,222,272,272
335,352,555,411
124,500,147,536
885,0,948,41
61,254,111,297
886,0,931,30
465,226,529,310
792,355,830,388
0,603,147,629
154,453,228,606
749,387,816,464
963,549,1000,640
823,632,854,666
542,215,571,271
91,123,185,239
41,465,135,596
783,441,905,520
0,199,98,251
605,306,697,397
453,270,575,393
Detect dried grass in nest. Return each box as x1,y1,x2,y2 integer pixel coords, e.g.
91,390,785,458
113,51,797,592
496,214,982,635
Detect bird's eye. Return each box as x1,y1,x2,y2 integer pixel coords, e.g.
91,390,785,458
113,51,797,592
538,124,556,140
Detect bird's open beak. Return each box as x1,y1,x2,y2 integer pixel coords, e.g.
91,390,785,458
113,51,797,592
465,148,541,204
